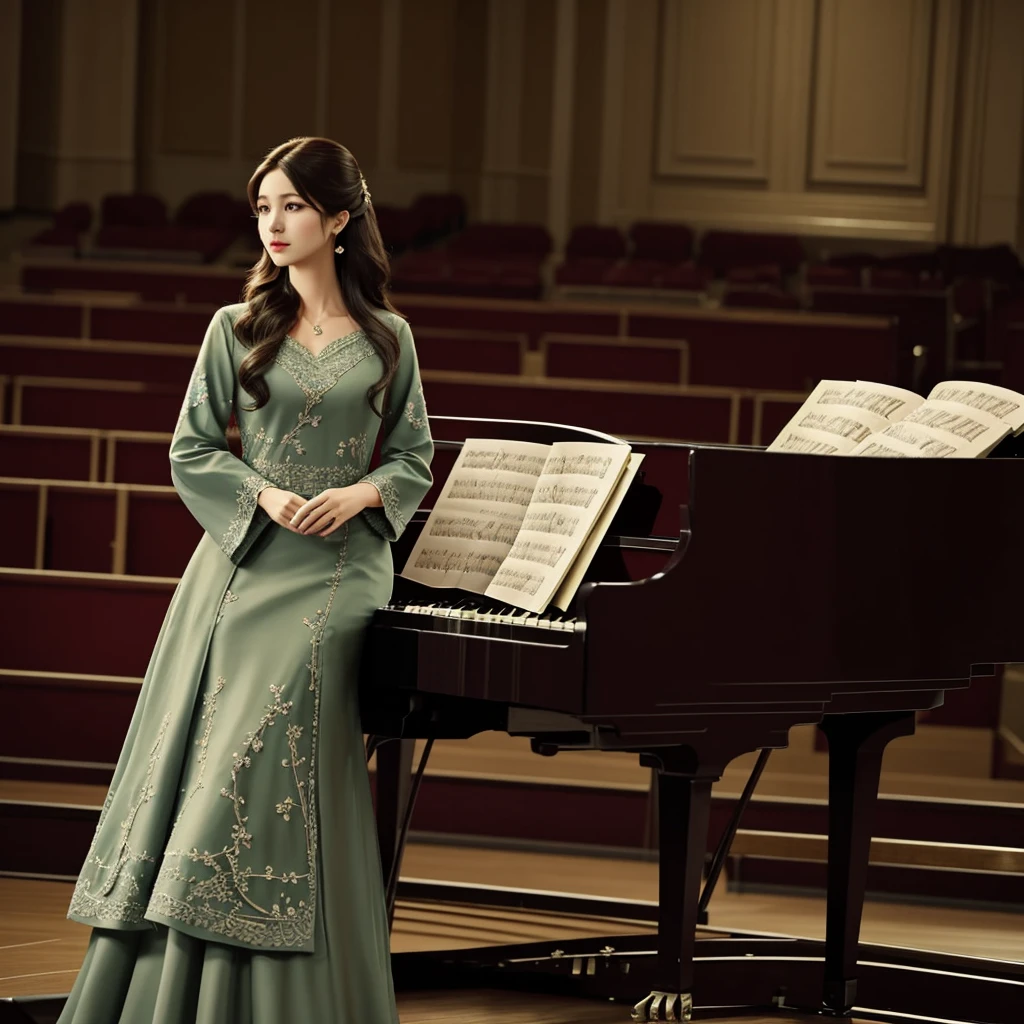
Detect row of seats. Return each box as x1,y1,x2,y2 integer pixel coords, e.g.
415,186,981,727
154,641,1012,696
0,376,805,449
26,191,469,266
0,331,687,388
1,291,905,391
0,477,198,578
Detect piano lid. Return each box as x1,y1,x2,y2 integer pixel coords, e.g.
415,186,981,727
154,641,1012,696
580,444,1024,708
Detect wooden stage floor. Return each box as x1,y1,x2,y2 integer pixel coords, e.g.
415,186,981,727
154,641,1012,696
2,840,1021,1014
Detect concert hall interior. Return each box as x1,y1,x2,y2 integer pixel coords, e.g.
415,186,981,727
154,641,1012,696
1,1,1023,1023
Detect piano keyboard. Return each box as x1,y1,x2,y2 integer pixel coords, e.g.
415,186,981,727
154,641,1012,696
378,600,581,633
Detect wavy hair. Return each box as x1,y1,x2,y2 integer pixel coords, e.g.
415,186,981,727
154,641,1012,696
233,137,401,414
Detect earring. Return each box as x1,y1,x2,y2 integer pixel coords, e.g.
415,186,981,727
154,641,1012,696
334,240,344,255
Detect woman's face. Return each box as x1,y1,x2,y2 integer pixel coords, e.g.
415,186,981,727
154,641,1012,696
255,167,347,267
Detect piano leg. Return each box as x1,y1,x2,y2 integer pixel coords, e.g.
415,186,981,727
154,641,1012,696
373,737,415,930
632,760,716,1023
818,710,916,1016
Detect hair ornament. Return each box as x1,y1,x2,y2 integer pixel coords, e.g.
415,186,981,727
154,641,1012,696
359,173,372,207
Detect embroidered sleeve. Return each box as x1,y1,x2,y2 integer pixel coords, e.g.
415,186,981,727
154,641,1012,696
360,318,434,542
170,307,274,563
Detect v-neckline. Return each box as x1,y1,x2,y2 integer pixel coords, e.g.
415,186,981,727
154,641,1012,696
283,329,364,360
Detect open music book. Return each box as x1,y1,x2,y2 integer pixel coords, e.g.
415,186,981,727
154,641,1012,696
401,439,644,614
768,379,1024,458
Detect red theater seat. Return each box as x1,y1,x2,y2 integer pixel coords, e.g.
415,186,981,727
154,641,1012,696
699,230,804,276
0,479,201,577
414,327,525,375
101,193,168,228
13,376,182,432
630,222,694,263
0,338,197,387
658,261,712,293
0,426,99,482
0,568,174,676
539,334,689,386
722,287,801,311
603,259,670,289
626,307,900,391
806,264,861,288
421,371,739,444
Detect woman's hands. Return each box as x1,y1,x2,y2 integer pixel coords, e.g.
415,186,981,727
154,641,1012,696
289,482,381,538
257,487,306,532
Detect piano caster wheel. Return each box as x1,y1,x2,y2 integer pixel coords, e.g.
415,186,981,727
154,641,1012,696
631,991,692,1022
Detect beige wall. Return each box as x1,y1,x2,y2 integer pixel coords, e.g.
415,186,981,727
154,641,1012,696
10,0,1024,253
0,0,22,212
16,0,137,211
596,0,1024,248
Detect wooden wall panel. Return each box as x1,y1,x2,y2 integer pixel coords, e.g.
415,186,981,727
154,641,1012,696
657,0,775,183
397,0,457,170
569,0,607,227
160,0,235,157
449,0,489,216
242,0,320,160
809,0,934,189
517,0,557,222
326,0,383,168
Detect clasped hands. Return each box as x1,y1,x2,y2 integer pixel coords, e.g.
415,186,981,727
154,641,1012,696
258,482,380,538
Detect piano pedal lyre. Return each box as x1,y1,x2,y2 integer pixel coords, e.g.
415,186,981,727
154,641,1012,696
631,991,692,1022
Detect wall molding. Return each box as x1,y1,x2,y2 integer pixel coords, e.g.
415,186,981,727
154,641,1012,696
808,0,935,190
656,0,776,183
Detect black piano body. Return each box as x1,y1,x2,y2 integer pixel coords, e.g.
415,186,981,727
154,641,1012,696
360,415,1024,1023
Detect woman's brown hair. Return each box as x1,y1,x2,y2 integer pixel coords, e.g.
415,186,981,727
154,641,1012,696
234,136,401,414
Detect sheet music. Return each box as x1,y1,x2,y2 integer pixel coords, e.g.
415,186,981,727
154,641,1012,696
927,380,1024,434
400,438,550,593
549,452,645,612
484,441,633,613
899,400,1010,455
768,427,852,455
850,400,1011,458
824,380,924,420
768,380,920,455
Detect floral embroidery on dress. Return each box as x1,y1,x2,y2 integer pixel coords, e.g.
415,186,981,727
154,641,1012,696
235,346,377,498
174,370,210,437
221,475,271,558
361,472,404,540
216,591,238,625
68,713,171,922
336,432,368,463
150,528,350,950
172,677,225,828
404,382,427,431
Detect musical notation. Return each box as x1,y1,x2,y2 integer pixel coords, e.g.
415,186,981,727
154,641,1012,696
460,449,549,476
507,539,568,569
774,432,841,455
412,548,505,576
532,483,600,508
520,510,581,537
882,423,956,458
818,386,910,420
797,412,873,443
428,515,521,546
929,385,1022,422
448,479,537,505
488,565,546,597
543,454,615,479
904,406,992,443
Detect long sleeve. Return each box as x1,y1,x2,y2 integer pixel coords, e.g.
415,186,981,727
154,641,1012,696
359,317,434,541
170,307,275,564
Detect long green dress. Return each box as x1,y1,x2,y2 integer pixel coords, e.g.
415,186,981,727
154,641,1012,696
58,303,433,1023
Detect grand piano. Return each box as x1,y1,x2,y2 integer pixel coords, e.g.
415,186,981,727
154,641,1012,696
360,415,1024,1023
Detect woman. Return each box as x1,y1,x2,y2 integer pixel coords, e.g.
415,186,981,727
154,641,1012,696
59,137,432,1023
